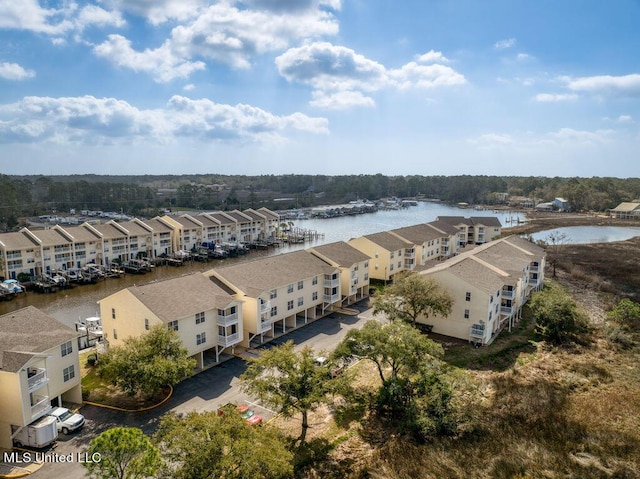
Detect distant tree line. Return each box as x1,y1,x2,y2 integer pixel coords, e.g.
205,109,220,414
2,174,639,231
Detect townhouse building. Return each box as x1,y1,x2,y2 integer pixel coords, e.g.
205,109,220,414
118,219,154,260
436,216,502,245
0,306,82,449
205,250,341,348
348,231,413,282
204,212,238,244
162,214,204,252
143,216,176,257
97,274,243,367
193,213,224,244
427,220,462,258
418,236,545,345
389,224,447,266
308,241,371,306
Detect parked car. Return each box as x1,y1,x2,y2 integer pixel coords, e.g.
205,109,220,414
48,407,85,434
314,356,345,378
218,403,263,426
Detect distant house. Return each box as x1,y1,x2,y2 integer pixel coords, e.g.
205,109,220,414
0,307,82,449
609,202,640,219
553,198,570,212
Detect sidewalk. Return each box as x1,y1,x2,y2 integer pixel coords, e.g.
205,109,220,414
0,449,44,478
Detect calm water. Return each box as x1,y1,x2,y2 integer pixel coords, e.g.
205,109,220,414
0,202,526,328
529,226,640,245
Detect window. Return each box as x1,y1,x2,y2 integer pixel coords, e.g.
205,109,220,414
489,312,493,320
270,289,277,299
168,320,179,331
287,300,294,311
364,261,369,268
61,340,72,357
312,291,318,301
490,295,493,303
270,306,278,317
144,318,150,330
63,365,75,382
390,251,394,259
364,273,369,281
464,309,470,319
298,297,304,307
195,311,205,324
297,280,304,290
196,332,206,345
111,308,116,319
287,284,294,294
113,329,118,340
465,292,471,302
312,276,318,285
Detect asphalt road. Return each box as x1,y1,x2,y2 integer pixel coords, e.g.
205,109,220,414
24,301,376,479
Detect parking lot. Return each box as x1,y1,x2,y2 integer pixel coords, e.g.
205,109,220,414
15,301,375,479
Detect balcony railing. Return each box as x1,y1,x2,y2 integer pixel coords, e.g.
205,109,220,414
259,320,271,332
528,278,538,285
324,293,340,304
217,312,239,327
324,278,339,287
500,306,513,314
502,289,515,299
259,300,271,314
27,368,48,391
404,250,415,258
351,271,358,280
530,264,540,272
217,332,240,347
31,395,50,418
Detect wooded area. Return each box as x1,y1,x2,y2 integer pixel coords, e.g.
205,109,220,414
1,174,639,231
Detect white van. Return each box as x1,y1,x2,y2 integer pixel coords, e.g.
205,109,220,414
12,415,58,448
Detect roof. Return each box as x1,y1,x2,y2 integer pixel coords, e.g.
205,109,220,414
439,257,507,295
194,214,222,227
361,231,411,251
118,274,237,323
311,241,371,267
436,216,474,226
257,207,279,220
64,224,103,242
143,217,174,232
0,230,41,250
611,202,640,212
93,222,128,239
212,250,336,298
119,220,153,236
32,228,72,246
206,212,236,225
426,220,460,235
242,209,266,221
474,242,532,275
169,215,203,229
225,210,252,223
0,306,79,373
469,216,502,227
390,224,443,244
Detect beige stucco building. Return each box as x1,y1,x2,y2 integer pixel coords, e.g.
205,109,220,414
348,231,413,282
0,307,82,449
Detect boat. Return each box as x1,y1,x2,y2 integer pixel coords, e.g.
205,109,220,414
76,316,104,349
1,279,26,294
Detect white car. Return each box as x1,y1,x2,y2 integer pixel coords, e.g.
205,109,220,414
49,407,85,434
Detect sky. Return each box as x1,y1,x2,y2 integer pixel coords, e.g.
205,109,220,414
1,0,640,178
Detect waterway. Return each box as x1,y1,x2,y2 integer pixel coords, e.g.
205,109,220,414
529,225,640,245
0,202,526,328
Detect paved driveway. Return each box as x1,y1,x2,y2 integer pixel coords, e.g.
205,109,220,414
25,301,376,479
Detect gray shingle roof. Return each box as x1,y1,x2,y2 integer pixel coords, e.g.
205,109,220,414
362,231,411,251
0,231,41,249
121,274,236,323
427,220,462,235
213,250,336,298
445,257,507,295
311,241,371,267
0,306,79,373
470,216,502,227
390,224,443,244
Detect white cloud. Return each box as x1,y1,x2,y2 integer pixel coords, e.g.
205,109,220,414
468,133,514,147
566,73,640,96
546,128,615,144
0,0,73,34
309,90,375,109
0,95,328,144
99,0,207,25
494,38,516,49
183,83,195,91
617,115,633,123
0,62,35,81
76,5,125,30
516,52,532,61
416,50,449,64
94,34,206,82
276,42,465,108
534,93,578,102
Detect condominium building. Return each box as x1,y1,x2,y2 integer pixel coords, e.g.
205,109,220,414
348,231,413,282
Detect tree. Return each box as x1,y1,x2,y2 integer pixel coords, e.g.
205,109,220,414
607,298,640,329
154,410,293,479
240,341,334,443
83,427,162,479
372,273,453,325
333,320,444,385
541,232,570,277
98,325,195,397
529,283,590,345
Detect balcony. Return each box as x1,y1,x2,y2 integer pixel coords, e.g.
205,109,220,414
404,250,415,258
217,332,240,348
217,312,239,327
500,305,513,315
259,300,271,315
530,264,540,272
502,289,515,299
324,293,340,304
30,395,50,418
404,260,415,269
351,270,358,280
259,320,271,333
324,277,339,287
528,278,538,285
27,368,48,392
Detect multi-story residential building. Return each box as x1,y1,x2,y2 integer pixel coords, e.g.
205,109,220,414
143,216,176,257
98,274,243,367
205,250,341,348
0,229,43,279
205,212,237,244
435,216,502,245
426,220,462,258
119,219,154,260
418,236,545,345
223,210,254,243
242,209,270,242
93,221,132,266
193,213,223,244
308,241,371,305
389,224,447,266
0,306,82,449
256,207,280,239
348,232,413,282
162,214,204,252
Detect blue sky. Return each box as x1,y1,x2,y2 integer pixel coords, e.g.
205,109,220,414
1,0,639,177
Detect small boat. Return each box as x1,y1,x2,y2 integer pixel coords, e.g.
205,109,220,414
1,279,26,294
76,316,104,349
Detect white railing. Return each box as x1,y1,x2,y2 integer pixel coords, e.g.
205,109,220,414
502,289,515,299
530,264,540,272
404,250,415,258
217,332,240,347
500,306,513,314
217,312,239,326
27,369,48,391
31,395,50,418
324,293,340,303
528,278,538,285
324,278,339,287
260,320,271,332
260,301,271,314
